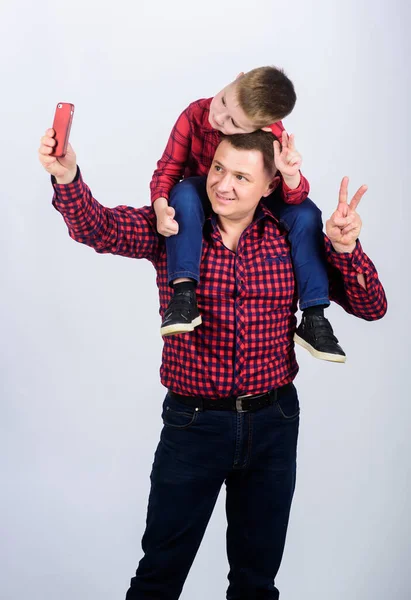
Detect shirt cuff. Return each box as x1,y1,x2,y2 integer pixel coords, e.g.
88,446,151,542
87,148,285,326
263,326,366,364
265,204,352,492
325,237,374,276
151,190,170,204
51,167,84,205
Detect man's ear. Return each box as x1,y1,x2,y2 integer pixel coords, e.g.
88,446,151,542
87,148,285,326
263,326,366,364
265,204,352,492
262,174,281,198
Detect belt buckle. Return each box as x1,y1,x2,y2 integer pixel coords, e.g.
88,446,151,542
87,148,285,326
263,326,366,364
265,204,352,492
235,394,251,413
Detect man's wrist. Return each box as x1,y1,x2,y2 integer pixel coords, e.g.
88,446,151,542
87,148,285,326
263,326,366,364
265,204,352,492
331,241,357,254
55,168,78,185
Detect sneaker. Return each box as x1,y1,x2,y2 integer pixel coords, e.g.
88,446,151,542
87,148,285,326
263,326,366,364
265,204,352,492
294,314,346,363
160,289,202,337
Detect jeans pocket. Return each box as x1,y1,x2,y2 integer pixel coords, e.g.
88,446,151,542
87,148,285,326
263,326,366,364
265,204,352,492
162,393,198,429
274,384,300,420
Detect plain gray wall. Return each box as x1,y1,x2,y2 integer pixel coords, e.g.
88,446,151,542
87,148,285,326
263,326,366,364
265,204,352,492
1,0,410,598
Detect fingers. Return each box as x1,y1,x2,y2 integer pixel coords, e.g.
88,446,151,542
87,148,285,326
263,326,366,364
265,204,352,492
39,131,56,159
285,150,301,167
157,206,179,237
40,135,56,149
281,130,289,150
273,140,281,161
288,133,295,151
338,176,349,205
349,184,368,212
340,222,358,236
332,213,356,228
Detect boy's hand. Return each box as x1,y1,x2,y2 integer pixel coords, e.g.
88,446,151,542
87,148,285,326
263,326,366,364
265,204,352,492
326,176,367,253
273,132,302,189
154,197,179,237
38,128,77,184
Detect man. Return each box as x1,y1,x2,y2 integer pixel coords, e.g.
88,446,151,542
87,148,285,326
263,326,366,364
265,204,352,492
39,127,387,599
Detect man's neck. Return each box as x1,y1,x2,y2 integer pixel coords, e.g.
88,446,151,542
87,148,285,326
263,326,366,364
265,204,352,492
217,213,255,252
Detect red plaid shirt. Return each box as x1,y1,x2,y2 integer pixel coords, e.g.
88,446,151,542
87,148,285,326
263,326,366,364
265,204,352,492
52,170,387,400
150,98,310,205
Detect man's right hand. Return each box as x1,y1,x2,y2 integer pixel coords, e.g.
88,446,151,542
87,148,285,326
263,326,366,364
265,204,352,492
38,129,77,184
153,197,179,237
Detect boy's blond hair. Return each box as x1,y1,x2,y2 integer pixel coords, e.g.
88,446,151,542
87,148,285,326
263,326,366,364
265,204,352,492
236,66,296,126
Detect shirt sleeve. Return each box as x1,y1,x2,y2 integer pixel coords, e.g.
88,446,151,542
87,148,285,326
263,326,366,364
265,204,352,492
269,120,310,206
52,168,160,263
150,104,193,203
325,237,387,321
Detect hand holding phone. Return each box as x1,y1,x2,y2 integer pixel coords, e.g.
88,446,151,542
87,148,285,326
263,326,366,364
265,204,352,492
51,102,74,157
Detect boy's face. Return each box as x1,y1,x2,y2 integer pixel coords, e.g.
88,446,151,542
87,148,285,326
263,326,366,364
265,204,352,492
209,82,257,135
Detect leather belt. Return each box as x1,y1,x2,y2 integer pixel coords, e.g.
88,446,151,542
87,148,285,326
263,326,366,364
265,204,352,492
169,383,292,413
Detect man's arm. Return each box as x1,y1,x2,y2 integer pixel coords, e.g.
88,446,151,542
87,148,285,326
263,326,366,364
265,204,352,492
52,168,160,262
39,130,160,262
325,176,387,320
325,238,387,320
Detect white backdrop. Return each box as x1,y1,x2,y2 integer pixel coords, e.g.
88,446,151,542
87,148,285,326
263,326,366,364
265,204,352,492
1,1,410,599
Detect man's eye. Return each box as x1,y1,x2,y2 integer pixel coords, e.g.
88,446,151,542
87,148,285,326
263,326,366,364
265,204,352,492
236,175,246,181
215,165,222,172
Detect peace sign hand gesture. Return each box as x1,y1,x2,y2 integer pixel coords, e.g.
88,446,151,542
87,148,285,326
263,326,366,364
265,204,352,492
273,131,302,179
326,177,367,253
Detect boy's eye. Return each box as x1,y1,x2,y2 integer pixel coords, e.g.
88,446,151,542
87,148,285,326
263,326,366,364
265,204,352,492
222,96,226,107
231,119,239,128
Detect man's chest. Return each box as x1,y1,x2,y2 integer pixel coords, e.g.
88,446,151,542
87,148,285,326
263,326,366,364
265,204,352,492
197,226,296,310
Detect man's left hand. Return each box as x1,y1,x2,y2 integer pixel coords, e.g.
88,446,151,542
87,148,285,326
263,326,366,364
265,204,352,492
326,176,367,253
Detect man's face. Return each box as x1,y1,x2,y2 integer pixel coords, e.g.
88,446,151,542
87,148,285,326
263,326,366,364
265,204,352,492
206,140,276,222
209,82,257,135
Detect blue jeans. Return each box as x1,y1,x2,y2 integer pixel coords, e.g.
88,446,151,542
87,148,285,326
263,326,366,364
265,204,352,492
166,176,330,309
125,384,300,600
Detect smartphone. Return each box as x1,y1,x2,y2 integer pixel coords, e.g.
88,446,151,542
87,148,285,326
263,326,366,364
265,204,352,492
51,102,75,157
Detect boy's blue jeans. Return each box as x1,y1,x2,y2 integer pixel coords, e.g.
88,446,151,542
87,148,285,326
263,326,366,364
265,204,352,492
166,176,330,310
125,383,300,599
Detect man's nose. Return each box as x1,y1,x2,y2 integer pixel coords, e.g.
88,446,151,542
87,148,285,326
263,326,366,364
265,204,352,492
217,173,234,192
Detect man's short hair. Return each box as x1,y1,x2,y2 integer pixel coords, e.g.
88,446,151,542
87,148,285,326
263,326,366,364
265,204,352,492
236,66,296,126
220,130,278,176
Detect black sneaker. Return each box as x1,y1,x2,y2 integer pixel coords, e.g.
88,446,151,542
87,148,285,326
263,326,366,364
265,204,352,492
160,289,202,337
294,314,346,363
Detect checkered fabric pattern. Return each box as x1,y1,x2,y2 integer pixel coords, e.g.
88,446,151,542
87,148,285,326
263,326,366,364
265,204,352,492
150,97,310,205
52,170,387,400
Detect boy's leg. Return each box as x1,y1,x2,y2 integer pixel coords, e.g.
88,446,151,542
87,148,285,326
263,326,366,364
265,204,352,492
125,393,227,600
161,176,208,337
266,193,346,362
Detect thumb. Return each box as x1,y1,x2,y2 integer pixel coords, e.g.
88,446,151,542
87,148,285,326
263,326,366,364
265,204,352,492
166,206,176,219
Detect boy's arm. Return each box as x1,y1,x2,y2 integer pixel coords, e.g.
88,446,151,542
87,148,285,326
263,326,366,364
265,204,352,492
270,122,309,206
150,105,193,204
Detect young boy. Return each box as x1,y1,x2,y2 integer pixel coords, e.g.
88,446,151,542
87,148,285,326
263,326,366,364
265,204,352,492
151,66,346,362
